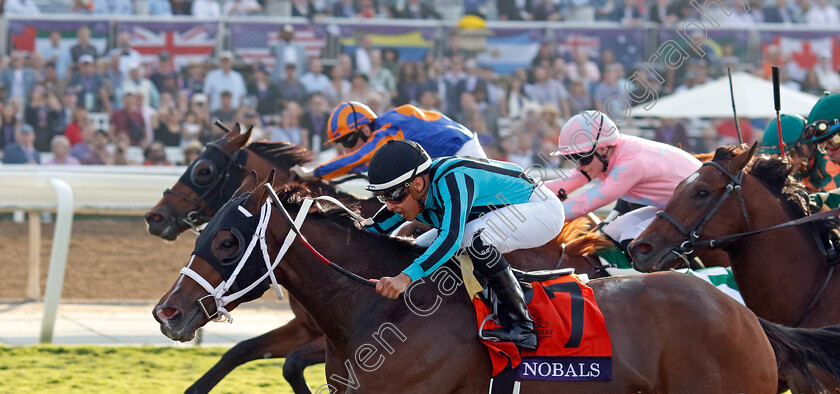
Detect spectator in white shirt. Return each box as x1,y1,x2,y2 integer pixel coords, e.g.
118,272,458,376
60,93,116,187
223,0,262,15
108,32,143,77
192,0,221,17
299,58,331,94
806,0,840,24
203,51,247,111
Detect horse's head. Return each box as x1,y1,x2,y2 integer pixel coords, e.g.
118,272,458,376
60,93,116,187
154,170,283,341
145,123,257,240
146,122,316,241
630,144,757,272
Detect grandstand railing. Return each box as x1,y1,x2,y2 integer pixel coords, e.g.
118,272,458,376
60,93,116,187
0,165,182,342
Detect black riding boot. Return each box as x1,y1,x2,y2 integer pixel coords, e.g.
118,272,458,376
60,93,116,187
467,229,538,350
483,267,538,350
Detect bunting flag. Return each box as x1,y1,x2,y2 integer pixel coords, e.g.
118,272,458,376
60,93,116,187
8,20,109,56
337,24,435,62
120,22,218,69
760,31,840,80
230,22,326,66
555,28,646,75
477,32,541,74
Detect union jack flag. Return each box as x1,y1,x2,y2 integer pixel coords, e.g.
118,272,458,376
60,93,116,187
557,34,601,58
231,23,326,67
125,23,217,69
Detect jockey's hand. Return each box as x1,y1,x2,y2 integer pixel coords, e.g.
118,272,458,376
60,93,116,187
376,273,411,299
290,164,316,181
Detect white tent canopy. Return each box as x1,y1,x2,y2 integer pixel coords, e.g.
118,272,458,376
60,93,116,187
629,72,820,119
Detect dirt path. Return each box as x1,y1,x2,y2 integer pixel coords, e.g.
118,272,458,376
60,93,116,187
0,217,197,301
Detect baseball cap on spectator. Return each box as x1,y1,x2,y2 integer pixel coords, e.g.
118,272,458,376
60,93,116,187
19,124,34,134
192,93,208,104
128,62,142,71
79,55,94,64
218,51,234,61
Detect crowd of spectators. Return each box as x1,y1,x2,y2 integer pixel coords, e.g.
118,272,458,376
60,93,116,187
1,0,840,169
2,0,839,26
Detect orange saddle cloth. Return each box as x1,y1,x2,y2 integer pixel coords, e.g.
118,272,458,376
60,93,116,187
473,273,612,382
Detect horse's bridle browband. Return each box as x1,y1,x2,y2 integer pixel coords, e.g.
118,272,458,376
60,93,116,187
163,142,249,233
656,161,753,256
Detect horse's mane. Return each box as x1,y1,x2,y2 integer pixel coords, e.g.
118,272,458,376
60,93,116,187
710,147,840,245
273,183,423,251
247,141,315,169
558,217,613,256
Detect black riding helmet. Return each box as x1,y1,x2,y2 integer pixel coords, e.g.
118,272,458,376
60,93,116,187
366,139,432,193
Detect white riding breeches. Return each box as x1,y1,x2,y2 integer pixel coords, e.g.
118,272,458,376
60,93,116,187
413,184,565,253
601,206,660,244
455,137,488,158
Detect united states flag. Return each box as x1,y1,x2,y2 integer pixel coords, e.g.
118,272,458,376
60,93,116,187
233,24,325,67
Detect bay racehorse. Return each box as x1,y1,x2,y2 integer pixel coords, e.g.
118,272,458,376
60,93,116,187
630,144,840,329
144,123,382,241
144,123,614,393
154,173,840,393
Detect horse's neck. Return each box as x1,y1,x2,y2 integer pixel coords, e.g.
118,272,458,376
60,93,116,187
270,214,442,352
728,180,829,325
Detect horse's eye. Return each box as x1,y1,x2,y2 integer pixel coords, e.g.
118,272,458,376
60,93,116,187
696,189,709,199
191,160,216,187
221,240,235,249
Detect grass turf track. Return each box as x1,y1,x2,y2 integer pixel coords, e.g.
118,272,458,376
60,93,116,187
0,345,327,393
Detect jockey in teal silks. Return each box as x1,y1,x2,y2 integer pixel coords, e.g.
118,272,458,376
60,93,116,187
363,139,566,350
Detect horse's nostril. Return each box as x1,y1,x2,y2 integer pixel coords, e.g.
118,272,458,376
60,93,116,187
633,242,653,256
157,306,181,322
146,212,164,224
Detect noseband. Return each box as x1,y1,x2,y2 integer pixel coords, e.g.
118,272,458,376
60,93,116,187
163,142,248,233
655,161,752,260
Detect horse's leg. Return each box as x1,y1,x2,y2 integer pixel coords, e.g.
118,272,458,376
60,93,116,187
185,317,322,394
283,338,327,394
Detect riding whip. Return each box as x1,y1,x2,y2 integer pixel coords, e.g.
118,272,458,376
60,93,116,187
772,66,784,156
727,67,743,145
214,120,231,133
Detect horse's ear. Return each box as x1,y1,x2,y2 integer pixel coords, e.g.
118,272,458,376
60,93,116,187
242,125,254,142
263,168,276,187
228,123,252,148
251,169,276,205
233,171,258,198
227,122,239,135
729,142,757,173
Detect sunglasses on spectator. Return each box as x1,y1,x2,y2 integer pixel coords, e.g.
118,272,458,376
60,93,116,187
374,186,410,204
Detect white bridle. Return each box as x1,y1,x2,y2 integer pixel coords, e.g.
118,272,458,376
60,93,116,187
178,191,371,323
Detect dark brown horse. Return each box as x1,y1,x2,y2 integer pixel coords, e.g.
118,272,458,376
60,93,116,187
144,124,382,241
630,144,840,330
143,123,614,393
153,174,840,393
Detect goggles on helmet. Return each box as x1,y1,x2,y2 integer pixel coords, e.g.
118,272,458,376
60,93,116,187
374,185,410,204
804,119,840,150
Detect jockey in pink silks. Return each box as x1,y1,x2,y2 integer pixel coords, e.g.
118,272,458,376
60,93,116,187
544,110,701,250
